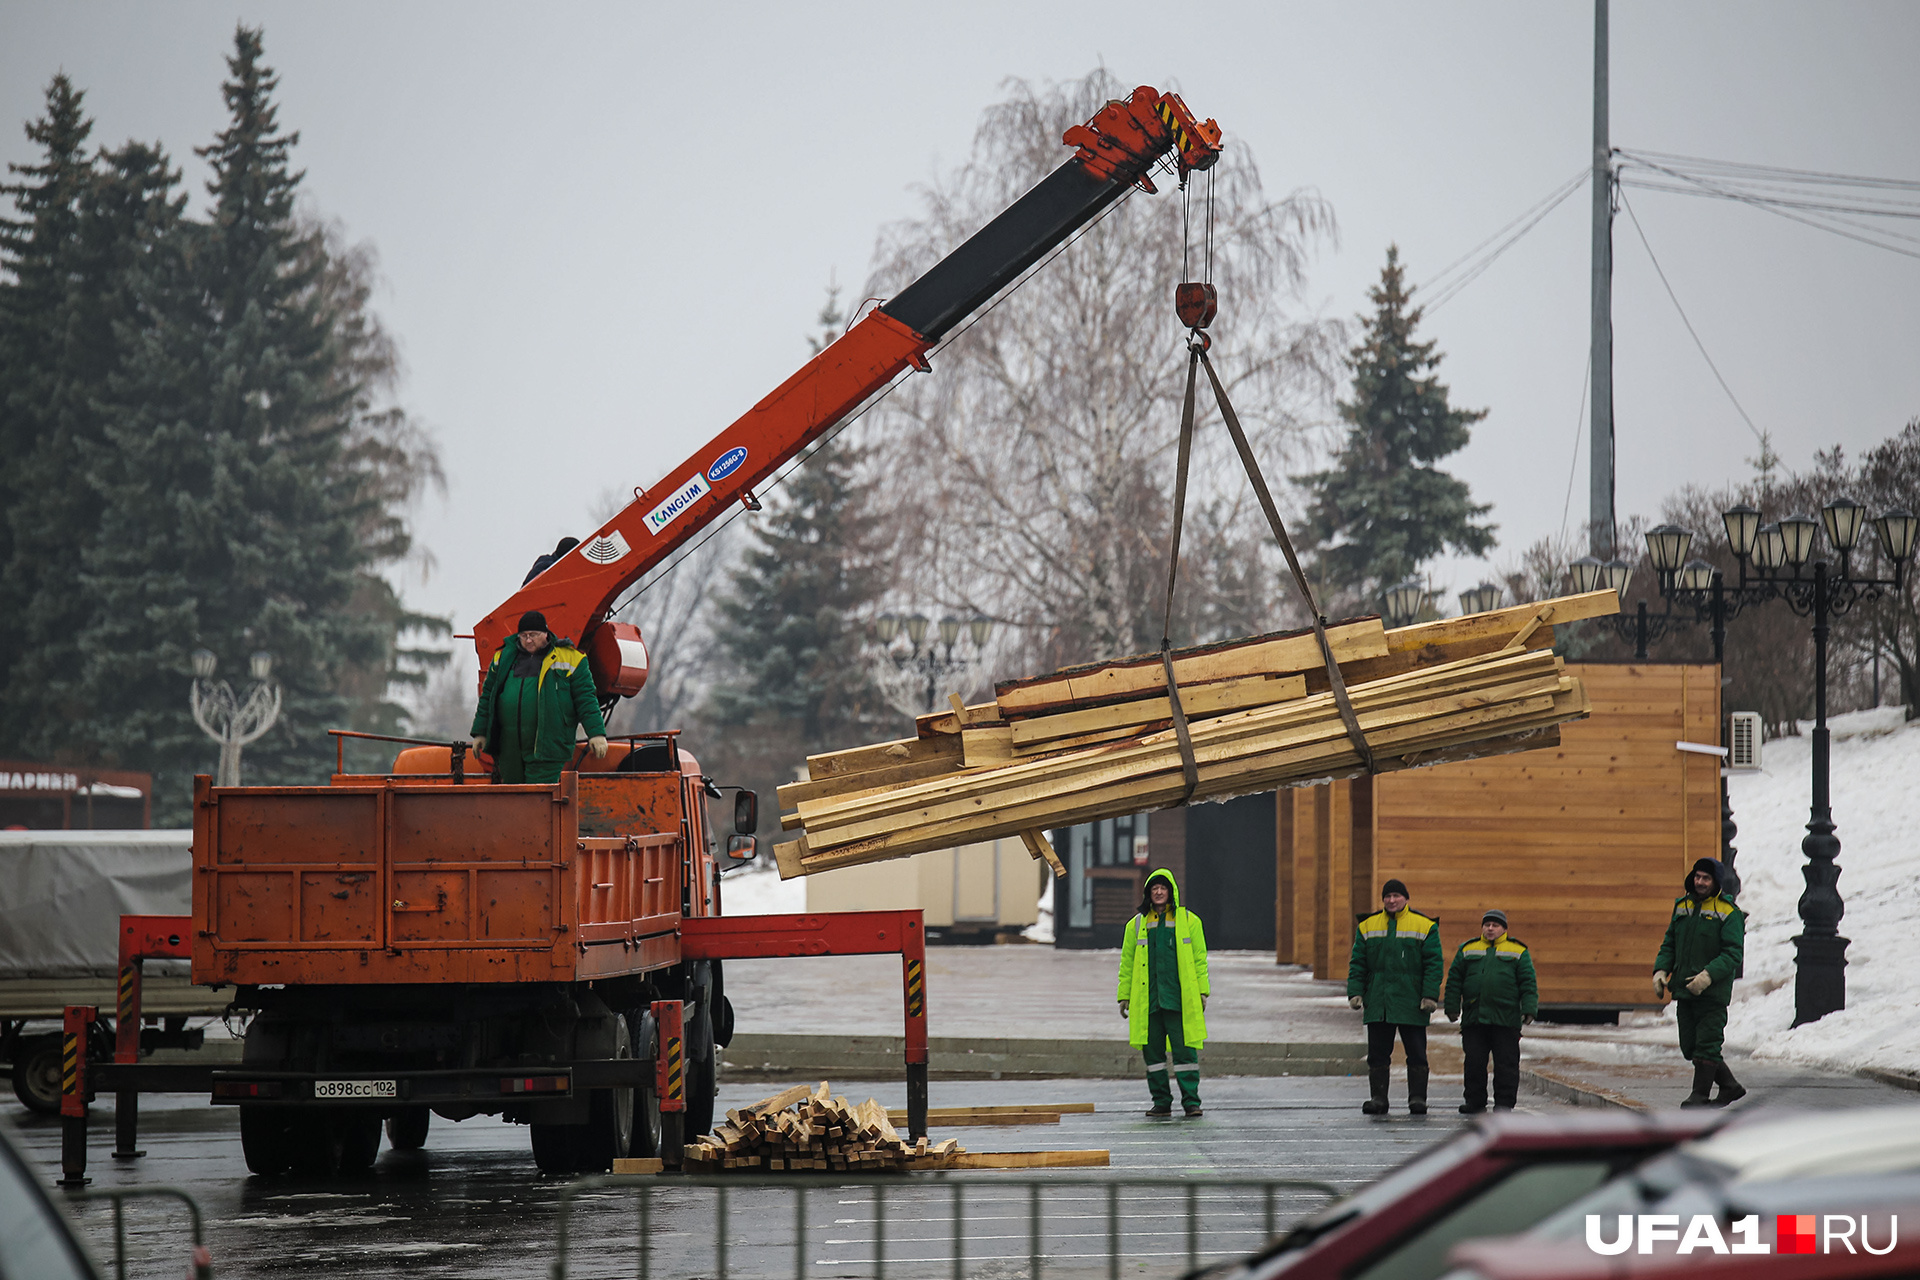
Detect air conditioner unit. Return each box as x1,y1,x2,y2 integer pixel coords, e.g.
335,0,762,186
1728,712,1762,770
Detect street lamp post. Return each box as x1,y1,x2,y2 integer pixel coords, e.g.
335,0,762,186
873,613,994,714
190,649,283,786
1642,499,1917,1026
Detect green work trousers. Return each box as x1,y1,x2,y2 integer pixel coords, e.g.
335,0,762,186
1143,1007,1200,1109
1676,999,1727,1063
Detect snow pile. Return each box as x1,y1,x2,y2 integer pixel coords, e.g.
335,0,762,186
720,864,806,915
1720,706,1920,1075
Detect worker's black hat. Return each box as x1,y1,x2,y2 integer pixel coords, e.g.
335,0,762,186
517,610,549,634
1381,879,1409,899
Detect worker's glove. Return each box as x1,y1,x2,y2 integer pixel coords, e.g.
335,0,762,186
1118,999,1129,1019
1686,971,1713,996
1522,1015,1535,1025
1201,994,1208,1011
1446,1010,1459,1023
1652,971,1670,999
588,735,609,759
469,735,487,756
1419,998,1439,1014
1348,996,1364,1011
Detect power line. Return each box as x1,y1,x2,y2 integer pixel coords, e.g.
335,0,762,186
1416,168,1589,310
1559,352,1593,542
1616,151,1920,262
1617,187,1767,448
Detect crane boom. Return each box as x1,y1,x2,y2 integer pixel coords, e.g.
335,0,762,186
474,86,1222,694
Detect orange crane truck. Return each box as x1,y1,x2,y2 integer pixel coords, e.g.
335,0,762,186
77,86,1222,1180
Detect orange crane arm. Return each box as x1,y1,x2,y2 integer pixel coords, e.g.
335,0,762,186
475,87,1222,695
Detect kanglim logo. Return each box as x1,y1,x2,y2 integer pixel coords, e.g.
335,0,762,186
1585,1213,1897,1256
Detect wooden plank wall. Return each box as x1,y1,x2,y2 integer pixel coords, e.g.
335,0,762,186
1278,664,1721,1008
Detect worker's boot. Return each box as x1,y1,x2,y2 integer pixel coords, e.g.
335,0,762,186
1679,1059,1717,1108
1711,1061,1747,1107
1407,1065,1429,1116
1361,1067,1389,1115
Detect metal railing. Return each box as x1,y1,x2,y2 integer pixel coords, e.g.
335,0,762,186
67,1185,211,1280
551,1174,1340,1280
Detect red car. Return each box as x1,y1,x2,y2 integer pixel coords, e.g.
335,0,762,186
1203,1112,1727,1280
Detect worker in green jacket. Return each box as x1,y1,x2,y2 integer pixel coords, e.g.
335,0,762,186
1348,879,1443,1116
1444,908,1538,1114
1116,868,1209,1118
470,611,609,784
1654,857,1747,1108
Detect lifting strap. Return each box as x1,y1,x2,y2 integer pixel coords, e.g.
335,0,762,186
1157,346,1204,802
1157,338,1377,780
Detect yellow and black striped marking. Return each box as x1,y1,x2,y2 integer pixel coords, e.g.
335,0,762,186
665,1035,683,1102
906,959,925,1019
61,1033,80,1099
1155,101,1191,157
116,965,136,1022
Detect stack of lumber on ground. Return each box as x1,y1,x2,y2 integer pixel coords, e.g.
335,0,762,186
774,590,1618,881
683,1081,966,1172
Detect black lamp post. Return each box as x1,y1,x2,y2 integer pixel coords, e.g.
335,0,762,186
874,612,994,713
1646,498,1917,1026
1382,580,1430,629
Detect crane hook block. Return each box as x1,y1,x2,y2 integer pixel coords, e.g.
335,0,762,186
1176,282,1217,331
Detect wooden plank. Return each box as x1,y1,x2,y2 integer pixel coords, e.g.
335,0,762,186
1021,828,1066,878
944,1149,1111,1170
993,619,1388,716
804,733,965,781
778,753,972,807
1007,674,1308,747
963,727,1017,768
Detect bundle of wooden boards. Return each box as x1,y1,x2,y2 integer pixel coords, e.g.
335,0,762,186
775,590,1618,881
684,1081,965,1172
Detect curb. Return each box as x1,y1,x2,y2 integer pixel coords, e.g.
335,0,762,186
1859,1066,1920,1094
719,1034,1367,1082
1519,1065,1646,1111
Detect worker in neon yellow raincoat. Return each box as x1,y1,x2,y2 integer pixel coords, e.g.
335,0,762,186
1116,868,1209,1117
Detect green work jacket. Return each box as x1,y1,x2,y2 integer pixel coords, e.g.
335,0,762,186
1444,936,1539,1027
1654,892,1744,1007
1347,908,1443,1025
1116,869,1208,1048
471,639,608,771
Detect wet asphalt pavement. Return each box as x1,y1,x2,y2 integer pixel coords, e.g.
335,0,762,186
9,1074,1548,1280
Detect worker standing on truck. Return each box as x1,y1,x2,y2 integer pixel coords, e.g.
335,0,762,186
1116,869,1209,1118
1348,879,1443,1116
1654,858,1747,1108
470,611,609,783
1443,908,1537,1113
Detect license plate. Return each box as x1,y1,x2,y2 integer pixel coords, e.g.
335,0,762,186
314,1078,397,1100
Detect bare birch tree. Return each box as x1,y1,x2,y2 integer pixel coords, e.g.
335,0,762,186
857,69,1341,676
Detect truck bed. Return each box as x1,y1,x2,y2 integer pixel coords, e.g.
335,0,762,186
191,772,688,987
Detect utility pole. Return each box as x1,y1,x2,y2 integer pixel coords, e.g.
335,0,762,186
1588,0,1615,559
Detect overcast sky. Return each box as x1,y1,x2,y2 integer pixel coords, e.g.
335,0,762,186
6,1,1918,648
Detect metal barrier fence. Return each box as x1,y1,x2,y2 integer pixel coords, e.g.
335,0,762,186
66,1185,212,1280
551,1174,1341,1280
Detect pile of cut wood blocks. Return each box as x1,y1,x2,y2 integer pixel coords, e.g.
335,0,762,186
776,591,1618,880
684,1081,964,1172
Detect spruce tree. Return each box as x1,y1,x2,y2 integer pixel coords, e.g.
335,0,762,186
73,26,385,818
1298,245,1495,609
703,285,891,750
0,76,97,714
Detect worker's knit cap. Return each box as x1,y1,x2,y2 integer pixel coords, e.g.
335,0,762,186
1481,908,1508,927
1381,879,1409,899
517,610,549,634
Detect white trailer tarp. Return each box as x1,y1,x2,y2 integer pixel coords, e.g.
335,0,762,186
0,830,191,979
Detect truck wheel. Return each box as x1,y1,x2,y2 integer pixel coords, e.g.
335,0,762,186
286,1109,341,1177
240,1107,294,1176
684,992,717,1140
629,1009,662,1159
530,1121,581,1174
337,1113,383,1173
385,1108,430,1151
575,1013,635,1172
10,1034,63,1115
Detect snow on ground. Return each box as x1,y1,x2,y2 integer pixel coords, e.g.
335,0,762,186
1717,705,1920,1075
